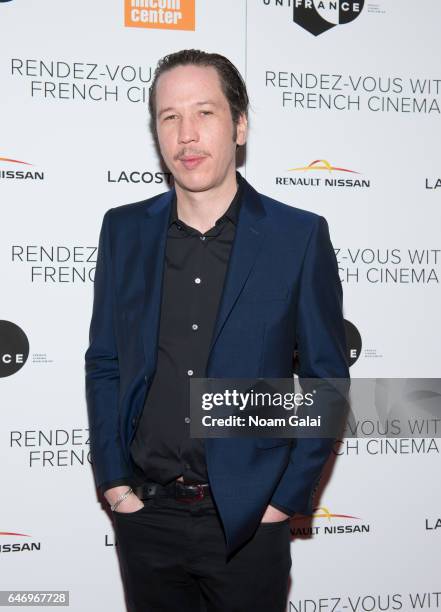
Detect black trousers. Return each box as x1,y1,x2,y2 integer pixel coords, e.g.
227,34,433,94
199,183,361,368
112,492,292,612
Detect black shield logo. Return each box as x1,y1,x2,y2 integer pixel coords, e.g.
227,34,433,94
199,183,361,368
294,1,365,36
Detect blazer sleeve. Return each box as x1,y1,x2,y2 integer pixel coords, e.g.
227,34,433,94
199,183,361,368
269,214,350,516
84,209,132,491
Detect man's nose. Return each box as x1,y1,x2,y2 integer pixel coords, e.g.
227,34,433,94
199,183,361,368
178,115,199,144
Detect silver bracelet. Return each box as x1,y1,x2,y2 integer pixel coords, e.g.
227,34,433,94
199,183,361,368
110,487,133,512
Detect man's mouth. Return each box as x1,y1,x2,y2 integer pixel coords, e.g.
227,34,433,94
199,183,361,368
179,156,207,170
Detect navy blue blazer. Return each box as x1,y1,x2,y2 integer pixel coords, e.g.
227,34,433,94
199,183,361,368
85,174,349,556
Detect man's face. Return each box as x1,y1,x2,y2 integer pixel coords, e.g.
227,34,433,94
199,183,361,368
154,64,247,193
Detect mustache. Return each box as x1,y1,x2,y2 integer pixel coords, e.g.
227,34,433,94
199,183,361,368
175,149,210,160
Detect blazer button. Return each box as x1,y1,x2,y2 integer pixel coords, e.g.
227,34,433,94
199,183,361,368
131,416,138,427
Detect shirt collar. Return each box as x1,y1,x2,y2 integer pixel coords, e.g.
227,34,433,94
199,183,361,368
168,170,244,228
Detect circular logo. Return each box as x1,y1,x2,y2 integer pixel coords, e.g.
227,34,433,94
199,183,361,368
292,319,361,372
294,0,365,36
0,320,29,377
344,319,362,367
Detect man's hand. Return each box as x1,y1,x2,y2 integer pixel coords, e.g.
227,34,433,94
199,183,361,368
260,504,290,523
104,485,145,513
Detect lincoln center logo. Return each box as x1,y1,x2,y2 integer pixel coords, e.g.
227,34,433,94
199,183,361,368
125,0,195,30
294,1,365,36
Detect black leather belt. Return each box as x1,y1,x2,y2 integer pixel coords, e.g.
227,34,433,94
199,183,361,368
134,480,212,503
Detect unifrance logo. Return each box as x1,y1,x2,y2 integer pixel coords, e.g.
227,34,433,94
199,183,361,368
0,320,30,377
294,1,365,36
125,0,195,30
294,319,360,372
344,319,362,367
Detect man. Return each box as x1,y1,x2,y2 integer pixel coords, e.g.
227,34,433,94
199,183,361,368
85,49,349,611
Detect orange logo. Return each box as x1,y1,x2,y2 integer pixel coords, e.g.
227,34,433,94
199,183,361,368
125,0,195,31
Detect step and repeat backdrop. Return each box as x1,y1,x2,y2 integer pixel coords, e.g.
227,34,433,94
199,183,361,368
1,1,440,610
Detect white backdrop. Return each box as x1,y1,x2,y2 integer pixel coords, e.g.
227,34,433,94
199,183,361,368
1,1,440,610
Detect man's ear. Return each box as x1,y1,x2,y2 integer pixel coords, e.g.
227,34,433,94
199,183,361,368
236,113,248,146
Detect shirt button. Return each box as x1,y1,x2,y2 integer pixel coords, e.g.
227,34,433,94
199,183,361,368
200,236,206,241
192,323,198,331
194,277,201,284
187,369,194,376
184,417,191,424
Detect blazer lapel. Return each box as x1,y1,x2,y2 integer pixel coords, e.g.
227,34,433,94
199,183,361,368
206,178,267,363
139,189,174,375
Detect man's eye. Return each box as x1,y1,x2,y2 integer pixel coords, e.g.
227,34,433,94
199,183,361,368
201,111,213,116
164,115,177,121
